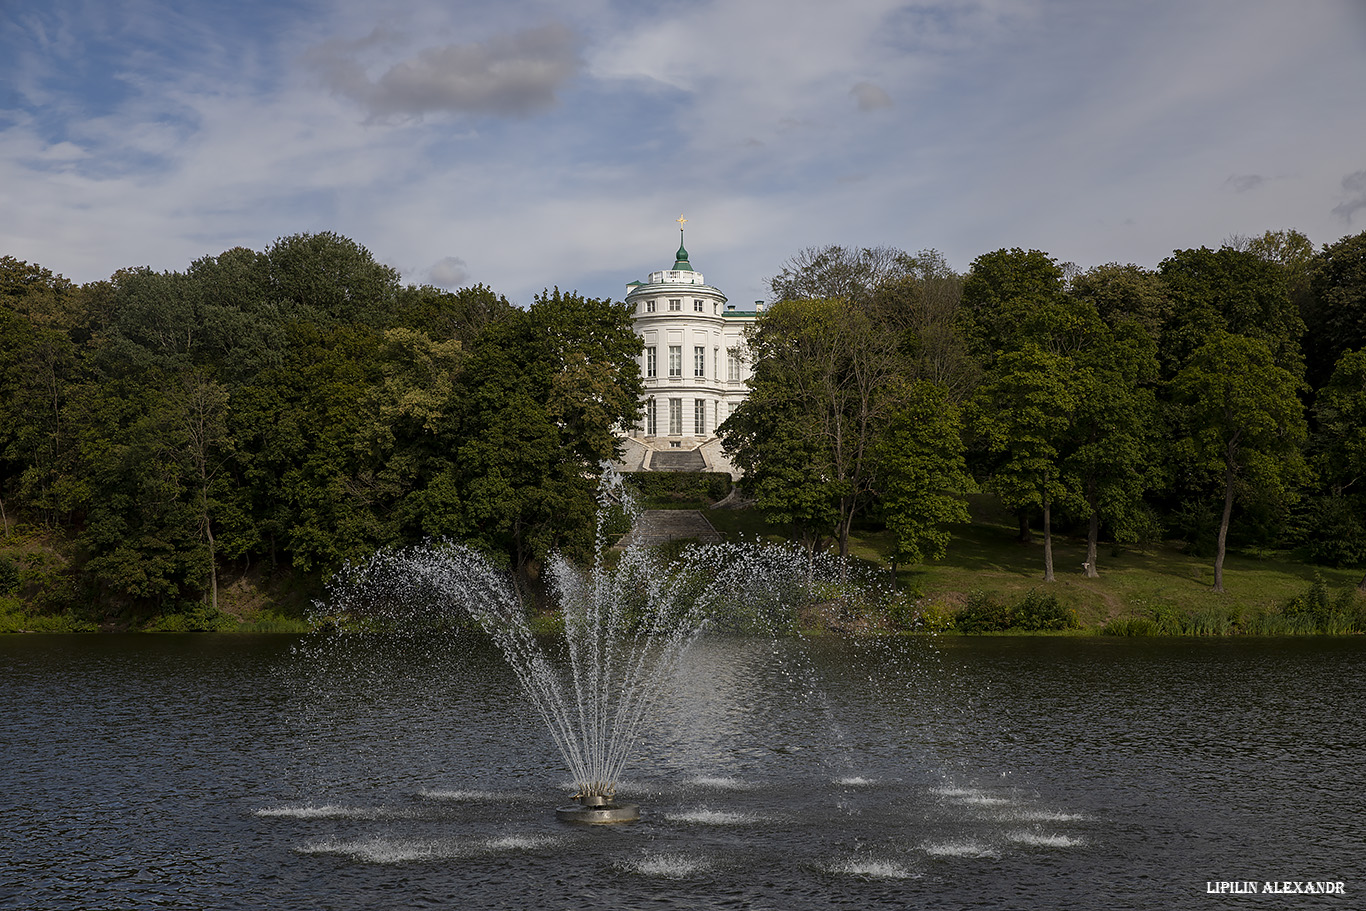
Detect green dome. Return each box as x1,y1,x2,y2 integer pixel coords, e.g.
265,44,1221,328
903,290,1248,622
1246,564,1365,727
672,241,692,271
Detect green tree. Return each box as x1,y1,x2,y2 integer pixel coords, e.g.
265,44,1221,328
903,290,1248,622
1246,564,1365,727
959,248,1093,557
1158,245,1304,379
455,290,642,582
958,248,1070,369
722,381,841,558
1067,267,1164,576
970,344,1081,581
1309,349,1366,578
1304,231,1366,389
1172,332,1308,593
874,381,971,566
726,296,912,560
266,231,403,327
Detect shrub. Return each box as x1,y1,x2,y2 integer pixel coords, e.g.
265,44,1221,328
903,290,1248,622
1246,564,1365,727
952,590,1078,633
1278,576,1366,634
1301,496,1366,567
0,556,19,596
144,604,238,632
952,591,1011,632
1101,616,1161,636
1010,590,1079,631
625,472,733,507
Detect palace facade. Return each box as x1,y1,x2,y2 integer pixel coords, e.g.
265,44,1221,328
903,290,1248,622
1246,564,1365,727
617,231,760,475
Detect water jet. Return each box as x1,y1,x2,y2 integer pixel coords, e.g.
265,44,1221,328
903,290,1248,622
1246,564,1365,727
319,463,854,822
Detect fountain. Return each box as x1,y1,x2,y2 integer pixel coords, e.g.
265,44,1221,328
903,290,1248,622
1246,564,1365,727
318,463,839,823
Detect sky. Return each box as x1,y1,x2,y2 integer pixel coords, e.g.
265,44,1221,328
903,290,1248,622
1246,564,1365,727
3,0,1366,307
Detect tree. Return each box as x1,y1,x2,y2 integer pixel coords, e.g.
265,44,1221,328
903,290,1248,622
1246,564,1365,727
455,290,642,583
1309,349,1366,580
266,231,403,327
1304,231,1366,390
767,245,914,306
0,258,81,529
959,248,1089,557
726,296,911,560
1068,263,1170,343
1158,246,1304,379
969,344,1080,581
1172,332,1308,592
874,381,971,566
722,379,841,558
1231,228,1315,310
1067,267,1164,576
958,248,1070,369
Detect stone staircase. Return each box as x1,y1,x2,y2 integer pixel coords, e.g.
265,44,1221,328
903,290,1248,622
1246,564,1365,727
617,509,722,547
647,449,707,472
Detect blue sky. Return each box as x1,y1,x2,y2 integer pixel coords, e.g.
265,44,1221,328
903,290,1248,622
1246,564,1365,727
4,0,1366,306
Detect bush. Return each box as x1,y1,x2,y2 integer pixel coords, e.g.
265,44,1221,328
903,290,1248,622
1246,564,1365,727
144,604,238,632
0,597,99,633
952,589,1078,633
625,472,733,507
0,556,19,596
1101,616,1161,636
1300,496,1366,567
1011,590,1079,631
1278,576,1366,634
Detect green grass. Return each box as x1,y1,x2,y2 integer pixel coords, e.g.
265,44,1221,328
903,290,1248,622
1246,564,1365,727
703,499,1365,635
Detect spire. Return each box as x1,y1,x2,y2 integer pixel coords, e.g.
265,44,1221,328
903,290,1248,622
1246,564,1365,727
672,213,692,271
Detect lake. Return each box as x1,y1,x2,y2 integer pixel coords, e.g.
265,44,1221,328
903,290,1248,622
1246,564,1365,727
2,633,1361,909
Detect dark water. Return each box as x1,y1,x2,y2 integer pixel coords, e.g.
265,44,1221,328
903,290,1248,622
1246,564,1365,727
1,633,1362,910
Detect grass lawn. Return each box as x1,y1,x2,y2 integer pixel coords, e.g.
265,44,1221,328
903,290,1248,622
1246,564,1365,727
703,495,1364,630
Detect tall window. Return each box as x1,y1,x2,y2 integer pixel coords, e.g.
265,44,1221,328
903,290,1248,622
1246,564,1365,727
694,346,705,377
693,299,703,312
668,345,682,377
727,348,741,382
646,346,657,378
646,398,658,435
645,299,656,313
668,299,682,312
714,347,720,380
694,399,706,435
669,398,682,435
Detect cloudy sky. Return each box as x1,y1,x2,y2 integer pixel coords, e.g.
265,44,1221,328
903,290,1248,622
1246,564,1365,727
4,0,1365,306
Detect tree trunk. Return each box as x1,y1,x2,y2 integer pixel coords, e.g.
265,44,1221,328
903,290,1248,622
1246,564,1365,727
1017,510,1033,544
1213,461,1235,594
837,494,854,560
1042,482,1055,583
205,519,218,613
1084,484,1099,578
0,494,8,539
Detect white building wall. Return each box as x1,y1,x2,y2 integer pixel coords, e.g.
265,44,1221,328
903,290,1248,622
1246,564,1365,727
621,256,759,475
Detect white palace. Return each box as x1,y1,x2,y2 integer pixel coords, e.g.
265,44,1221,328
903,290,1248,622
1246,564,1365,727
617,220,761,475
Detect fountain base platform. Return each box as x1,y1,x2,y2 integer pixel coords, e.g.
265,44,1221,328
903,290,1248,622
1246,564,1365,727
555,794,641,824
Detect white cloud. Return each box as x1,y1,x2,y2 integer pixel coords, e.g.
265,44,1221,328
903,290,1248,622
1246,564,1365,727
850,82,893,111
3,0,1366,299
305,23,583,120
427,256,471,287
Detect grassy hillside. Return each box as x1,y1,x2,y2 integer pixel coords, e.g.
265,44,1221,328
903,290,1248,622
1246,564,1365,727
707,494,1366,634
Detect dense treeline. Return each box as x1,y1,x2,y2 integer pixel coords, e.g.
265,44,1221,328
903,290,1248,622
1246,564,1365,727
725,231,1366,592
5,227,1366,628
0,233,641,625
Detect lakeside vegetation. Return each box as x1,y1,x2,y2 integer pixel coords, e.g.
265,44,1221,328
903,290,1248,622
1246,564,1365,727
4,227,1366,636
702,491,1366,636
